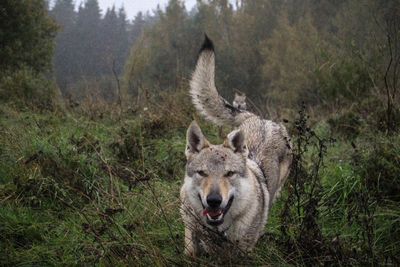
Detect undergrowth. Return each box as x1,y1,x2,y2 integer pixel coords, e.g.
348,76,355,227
0,95,399,265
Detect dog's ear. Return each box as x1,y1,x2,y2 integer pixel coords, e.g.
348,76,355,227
186,121,209,158
225,129,248,155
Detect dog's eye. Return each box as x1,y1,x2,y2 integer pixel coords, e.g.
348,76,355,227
225,171,235,177
196,170,207,177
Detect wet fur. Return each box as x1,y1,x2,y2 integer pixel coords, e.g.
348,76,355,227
233,92,247,110
181,35,292,256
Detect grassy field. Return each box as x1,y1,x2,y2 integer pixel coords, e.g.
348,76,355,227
0,99,399,266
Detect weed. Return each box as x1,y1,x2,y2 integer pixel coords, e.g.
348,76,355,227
1,94,399,265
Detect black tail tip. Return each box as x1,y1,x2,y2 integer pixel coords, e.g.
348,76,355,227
200,34,214,52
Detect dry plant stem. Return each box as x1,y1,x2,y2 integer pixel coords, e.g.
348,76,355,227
373,8,400,133
144,179,181,255
245,95,264,117
139,120,145,172
51,193,109,256
112,60,123,121
90,142,118,204
133,119,181,254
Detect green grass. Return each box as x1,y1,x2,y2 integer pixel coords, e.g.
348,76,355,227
0,103,399,265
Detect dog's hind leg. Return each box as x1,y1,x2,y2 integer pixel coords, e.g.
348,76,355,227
260,157,280,203
274,154,292,200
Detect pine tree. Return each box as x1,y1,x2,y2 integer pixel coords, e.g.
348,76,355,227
0,0,59,73
51,0,76,89
130,12,146,43
115,7,130,74
102,6,119,73
75,0,102,77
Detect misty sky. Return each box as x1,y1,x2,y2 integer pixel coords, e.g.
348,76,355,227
92,0,197,19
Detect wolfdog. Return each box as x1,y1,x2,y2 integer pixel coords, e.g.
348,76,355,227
233,92,247,110
180,35,292,256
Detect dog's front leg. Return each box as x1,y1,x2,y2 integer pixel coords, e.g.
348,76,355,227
184,226,201,256
184,226,194,255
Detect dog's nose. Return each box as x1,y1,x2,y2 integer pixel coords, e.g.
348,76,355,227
206,192,222,208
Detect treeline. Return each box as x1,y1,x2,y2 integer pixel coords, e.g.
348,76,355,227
50,0,156,92
123,0,399,131
1,0,398,130
0,0,59,109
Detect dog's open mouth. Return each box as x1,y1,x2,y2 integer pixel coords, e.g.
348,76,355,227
200,196,234,226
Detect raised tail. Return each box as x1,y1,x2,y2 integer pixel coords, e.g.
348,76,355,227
189,35,253,127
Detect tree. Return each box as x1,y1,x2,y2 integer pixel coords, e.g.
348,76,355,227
101,6,119,73
51,0,76,89
115,7,130,74
130,12,146,43
379,1,400,132
75,0,102,77
124,0,194,92
261,10,321,106
0,0,59,73
100,6,129,75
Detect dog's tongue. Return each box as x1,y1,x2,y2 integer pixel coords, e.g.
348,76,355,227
203,208,222,217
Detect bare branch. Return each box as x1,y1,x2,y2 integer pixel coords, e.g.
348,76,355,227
112,59,123,121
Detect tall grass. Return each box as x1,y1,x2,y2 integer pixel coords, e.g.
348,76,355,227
0,91,399,265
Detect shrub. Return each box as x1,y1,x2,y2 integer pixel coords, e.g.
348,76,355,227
353,134,400,201
0,67,61,111
278,104,339,265
327,109,363,139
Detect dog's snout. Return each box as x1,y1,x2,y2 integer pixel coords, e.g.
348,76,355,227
206,192,222,208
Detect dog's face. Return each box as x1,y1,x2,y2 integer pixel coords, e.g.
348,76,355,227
233,93,246,110
184,121,249,226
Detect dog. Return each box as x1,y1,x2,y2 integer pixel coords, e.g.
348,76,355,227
233,92,247,110
180,35,292,257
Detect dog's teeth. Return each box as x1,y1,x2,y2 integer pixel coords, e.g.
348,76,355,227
218,213,223,220
207,213,212,220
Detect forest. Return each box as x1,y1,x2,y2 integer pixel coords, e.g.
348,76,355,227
0,0,399,265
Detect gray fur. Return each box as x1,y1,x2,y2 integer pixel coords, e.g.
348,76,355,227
233,92,247,110
189,50,253,126
181,38,292,257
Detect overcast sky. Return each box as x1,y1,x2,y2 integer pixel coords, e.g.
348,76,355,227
90,0,197,20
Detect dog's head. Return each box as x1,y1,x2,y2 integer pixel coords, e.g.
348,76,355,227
233,92,246,110
184,121,248,226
